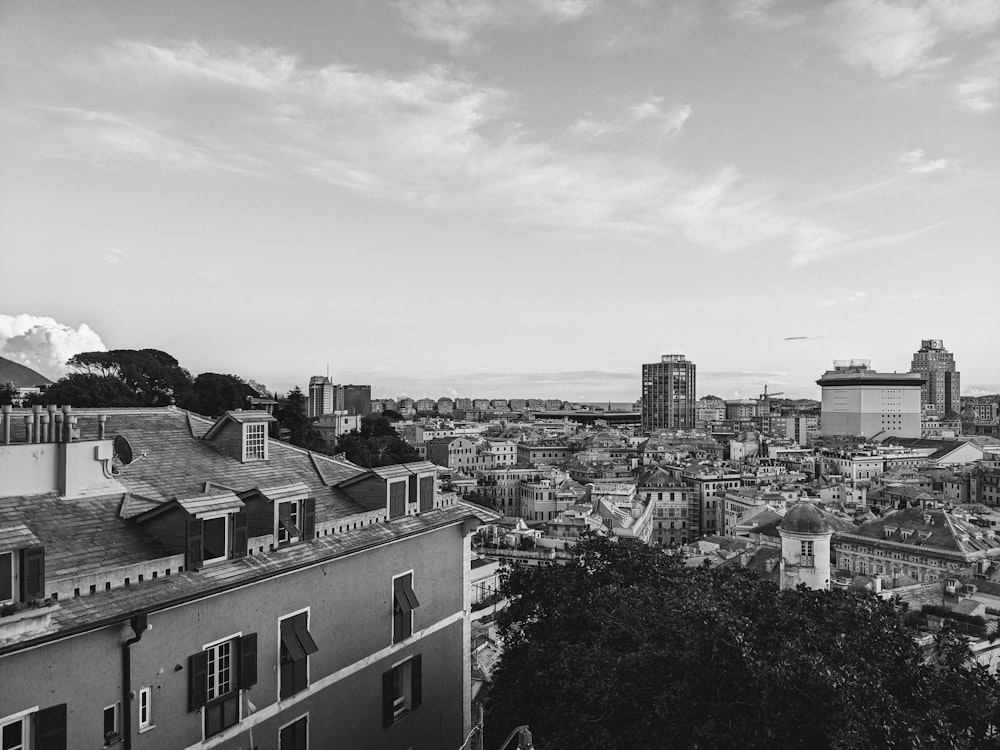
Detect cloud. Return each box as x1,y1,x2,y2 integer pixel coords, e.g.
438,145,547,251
101,248,126,265
818,0,1000,80
789,220,953,266
953,42,1000,112
396,0,598,52
0,314,107,379
817,299,837,308
783,336,826,340
899,148,950,173
569,97,692,141
15,39,934,266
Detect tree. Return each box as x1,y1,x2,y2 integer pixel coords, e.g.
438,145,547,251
275,387,327,452
68,349,192,406
484,535,1000,750
335,417,419,468
181,372,257,418
0,383,16,406
36,373,141,408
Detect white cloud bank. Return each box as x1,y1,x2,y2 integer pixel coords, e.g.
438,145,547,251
0,314,107,379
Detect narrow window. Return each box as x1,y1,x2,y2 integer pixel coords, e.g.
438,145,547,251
244,423,266,461
279,612,318,699
103,702,120,745
279,715,308,750
382,655,422,727
277,501,301,545
202,517,228,564
138,687,152,731
0,552,12,603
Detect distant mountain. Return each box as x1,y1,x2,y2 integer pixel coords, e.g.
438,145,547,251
0,356,53,387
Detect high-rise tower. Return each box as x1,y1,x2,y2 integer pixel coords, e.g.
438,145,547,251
307,375,334,417
910,339,961,417
641,354,696,433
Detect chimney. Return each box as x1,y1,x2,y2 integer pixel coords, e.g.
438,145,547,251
54,412,63,444
32,404,42,443
98,414,107,440
1,404,10,444
47,404,57,441
62,405,72,442
24,414,33,443
40,412,50,443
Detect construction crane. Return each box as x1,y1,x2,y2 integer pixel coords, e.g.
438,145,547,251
758,384,785,416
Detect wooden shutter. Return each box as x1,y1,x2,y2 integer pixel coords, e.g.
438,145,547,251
33,703,67,750
188,651,208,711
294,716,308,749
420,476,434,512
20,545,44,601
411,655,422,709
186,518,204,571
231,512,248,558
0,552,11,601
239,633,258,689
382,669,395,727
301,498,316,541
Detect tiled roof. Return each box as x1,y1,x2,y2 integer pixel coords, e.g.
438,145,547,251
0,523,42,554
838,507,1000,559
175,491,245,516
255,483,312,504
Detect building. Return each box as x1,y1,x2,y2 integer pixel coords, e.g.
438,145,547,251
312,411,362,447
910,339,961,417
817,360,924,439
724,399,758,422
516,442,571,468
0,405,496,750
637,467,699,546
307,375,334,418
307,379,371,417
425,437,479,472
779,503,833,590
695,397,725,428
641,354,696,433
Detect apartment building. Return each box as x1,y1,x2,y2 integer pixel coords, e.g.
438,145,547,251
0,405,494,750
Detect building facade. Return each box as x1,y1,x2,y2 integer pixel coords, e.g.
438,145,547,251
910,339,961,417
641,354,697,433
0,405,494,750
817,360,924,439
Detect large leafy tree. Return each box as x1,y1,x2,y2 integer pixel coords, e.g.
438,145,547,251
33,373,141,408
181,372,258,417
275,387,327,452
335,416,419,468
485,535,1000,750
68,349,192,406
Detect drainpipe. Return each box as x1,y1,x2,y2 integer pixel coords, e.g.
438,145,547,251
122,612,149,750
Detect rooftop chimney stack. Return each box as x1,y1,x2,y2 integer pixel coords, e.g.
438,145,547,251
62,405,73,442
1,404,10,444
32,405,42,444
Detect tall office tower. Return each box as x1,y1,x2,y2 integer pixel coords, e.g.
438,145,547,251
817,360,923,438
335,384,372,416
641,354,697,433
910,339,961,417
308,375,334,417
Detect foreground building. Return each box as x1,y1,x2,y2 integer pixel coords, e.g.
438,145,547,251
0,405,494,749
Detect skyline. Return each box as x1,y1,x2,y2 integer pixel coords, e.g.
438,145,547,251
1,1,998,400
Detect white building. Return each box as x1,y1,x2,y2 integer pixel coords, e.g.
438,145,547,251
817,360,923,439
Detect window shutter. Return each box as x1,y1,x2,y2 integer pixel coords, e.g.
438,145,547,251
420,476,434,511
239,633,258,689
382,669,395,727
188,651,208,711
186,518,204,571
231,512,248,558
294,716,308,748
301,498,316,540
411,655,422,709
20,545,45,601
33,703,67,750
0,552,12,601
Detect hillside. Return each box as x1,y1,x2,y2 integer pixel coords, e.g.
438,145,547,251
0,355,53,386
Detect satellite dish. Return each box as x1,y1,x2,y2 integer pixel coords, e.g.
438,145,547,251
114,435,134,466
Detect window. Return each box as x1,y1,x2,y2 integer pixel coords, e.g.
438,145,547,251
138,687,152,731
1,714,27,750
189,634,257,739
801,540,814,566
392,573,420,643
244,423,266,461
277,502,300,545
0,706,68,750
279,715,308,750
279,611,318,699
382,656,422,727
202,517,228,564
102,703,120,746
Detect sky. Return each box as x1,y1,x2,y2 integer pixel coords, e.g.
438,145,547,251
1,0,998,402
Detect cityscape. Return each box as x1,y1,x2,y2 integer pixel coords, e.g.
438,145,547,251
2,1,1000,749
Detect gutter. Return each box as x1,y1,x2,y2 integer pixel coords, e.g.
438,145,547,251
122,612,148,750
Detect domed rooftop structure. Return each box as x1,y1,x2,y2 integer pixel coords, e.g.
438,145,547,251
780,503,830,535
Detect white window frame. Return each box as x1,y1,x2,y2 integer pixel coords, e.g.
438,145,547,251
138,686,153,732
276,501,301,545
102,701,121,746
201,631,243,742
277,712,309,750
0,707,37,750
200,511,231,566
243,422,267,462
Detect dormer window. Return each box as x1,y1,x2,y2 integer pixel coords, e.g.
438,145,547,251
277,501,301,545
202,513,231,565
884,525,898,538
244,423,267,461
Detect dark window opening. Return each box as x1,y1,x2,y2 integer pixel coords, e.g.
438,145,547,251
203,517,227,561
